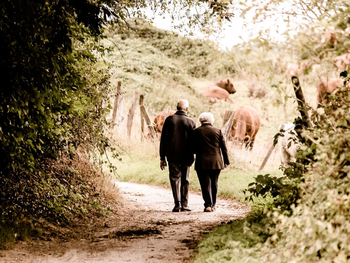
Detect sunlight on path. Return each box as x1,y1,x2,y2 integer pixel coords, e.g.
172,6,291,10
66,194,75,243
115,181,249,222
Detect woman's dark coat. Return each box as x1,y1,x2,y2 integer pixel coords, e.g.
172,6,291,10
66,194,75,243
193,123,230,170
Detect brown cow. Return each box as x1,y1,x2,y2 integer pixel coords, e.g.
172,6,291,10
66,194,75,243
228,105,261,150
316,77,349,105
334,52,350,71
153,109,176,134
286,62,312,77
321,30,338,47
286,63,301,77
203,78,236,103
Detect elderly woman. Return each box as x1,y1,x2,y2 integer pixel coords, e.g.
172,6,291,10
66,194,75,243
193,112,230,212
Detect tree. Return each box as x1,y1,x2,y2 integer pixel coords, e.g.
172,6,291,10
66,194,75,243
240,0,350,64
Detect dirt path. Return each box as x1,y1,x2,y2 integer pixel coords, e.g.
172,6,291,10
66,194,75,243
1,181,250,263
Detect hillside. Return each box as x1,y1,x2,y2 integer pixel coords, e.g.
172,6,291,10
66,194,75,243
103,19,312,146
104,19,234,117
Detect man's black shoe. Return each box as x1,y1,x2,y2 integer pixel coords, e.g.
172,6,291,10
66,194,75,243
172,205,181,212
181,207,191,212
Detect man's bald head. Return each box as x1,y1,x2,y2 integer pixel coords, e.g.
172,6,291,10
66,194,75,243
177,99,189,111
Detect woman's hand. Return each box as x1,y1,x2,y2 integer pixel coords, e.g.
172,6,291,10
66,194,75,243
160,160,167,170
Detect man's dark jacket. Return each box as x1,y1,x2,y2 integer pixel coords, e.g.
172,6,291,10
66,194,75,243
193,123,230,170
160,111,196,166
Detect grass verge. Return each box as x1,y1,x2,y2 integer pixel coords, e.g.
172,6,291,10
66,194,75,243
109,135,282,203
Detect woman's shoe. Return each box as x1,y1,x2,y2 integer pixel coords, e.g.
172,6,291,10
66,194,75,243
204,207,212,212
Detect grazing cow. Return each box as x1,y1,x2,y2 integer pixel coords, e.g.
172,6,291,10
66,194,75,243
286,62,312,77
203,78,236,103
278,122,300,167
316,77,349,105
334,52,350,71
153,110,176,134
286,63,301,77
321,30,338,47
228,105,261,150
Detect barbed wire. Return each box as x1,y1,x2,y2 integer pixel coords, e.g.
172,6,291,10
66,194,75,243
225,117,260,129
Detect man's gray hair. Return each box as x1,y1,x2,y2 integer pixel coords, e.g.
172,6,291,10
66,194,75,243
199,112,215,124
177,99,189,111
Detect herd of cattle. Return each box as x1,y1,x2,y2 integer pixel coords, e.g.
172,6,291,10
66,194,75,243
152,70,349,167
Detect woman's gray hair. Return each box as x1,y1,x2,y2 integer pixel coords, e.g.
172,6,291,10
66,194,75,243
198,112,215,124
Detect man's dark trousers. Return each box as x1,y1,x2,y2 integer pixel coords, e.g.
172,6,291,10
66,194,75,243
168,162,190,207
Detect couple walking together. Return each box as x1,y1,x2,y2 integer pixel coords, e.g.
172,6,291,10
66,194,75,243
159,99,230,212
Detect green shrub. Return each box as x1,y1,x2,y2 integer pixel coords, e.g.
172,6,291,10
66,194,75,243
0,218,40,249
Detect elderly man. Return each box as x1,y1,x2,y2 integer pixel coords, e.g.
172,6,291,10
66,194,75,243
159,99,196,212
193,112,230,212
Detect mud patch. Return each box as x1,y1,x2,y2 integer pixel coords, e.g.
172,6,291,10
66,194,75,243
181,238,199,249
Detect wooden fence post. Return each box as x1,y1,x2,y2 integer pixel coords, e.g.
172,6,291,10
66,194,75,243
127,90,139,138
139,94,145,140
111,81,124,130
291,76,312,128
222,110,233,127
139,94,156,140
259,77,312,171
258,144,276,171
222,110,235,142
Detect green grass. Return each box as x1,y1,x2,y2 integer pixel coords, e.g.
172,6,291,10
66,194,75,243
192,219,266,263
108,134,282,204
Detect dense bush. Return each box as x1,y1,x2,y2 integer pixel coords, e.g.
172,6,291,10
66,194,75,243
0,0,115,174
247,84,350,262
0,149,118,249
195,75,350,262
0,0,118,244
